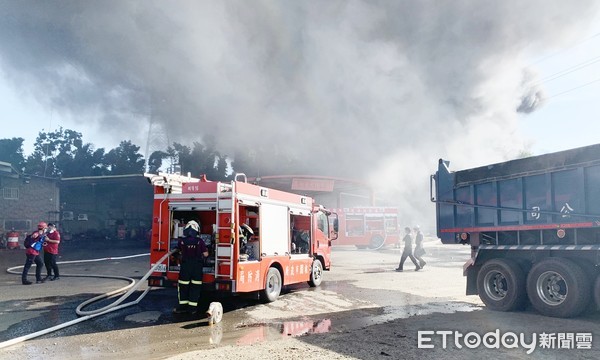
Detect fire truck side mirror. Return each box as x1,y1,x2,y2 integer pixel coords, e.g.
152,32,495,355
330,230,338,240
333,219,339,232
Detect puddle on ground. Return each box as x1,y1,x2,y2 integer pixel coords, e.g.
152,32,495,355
124,311,162,324
232,319,332,345
345,301,483,330
222,301,481,346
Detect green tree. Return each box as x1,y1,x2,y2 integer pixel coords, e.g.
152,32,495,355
104,140,146,175
517,149,533,159
24,128,77,177
24,128,106,178
0,137,26,171
230,145,302,178
168,139,229,181
216,156,230,181
61,142,107,177
147,150,169,174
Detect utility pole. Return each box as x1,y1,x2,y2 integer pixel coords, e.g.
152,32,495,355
144,96,170,173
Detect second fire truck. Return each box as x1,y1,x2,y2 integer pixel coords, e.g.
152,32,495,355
145,172,338,302
331,207,400,249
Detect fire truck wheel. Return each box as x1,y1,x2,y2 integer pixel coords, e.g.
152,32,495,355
526,257,591,318
308,259,323,287
369,235,385,250
477,258,527,312
261,267,282,303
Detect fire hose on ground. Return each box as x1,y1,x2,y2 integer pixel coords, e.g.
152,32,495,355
0,249,176,350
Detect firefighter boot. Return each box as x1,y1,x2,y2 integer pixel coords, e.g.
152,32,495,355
188,304,201,316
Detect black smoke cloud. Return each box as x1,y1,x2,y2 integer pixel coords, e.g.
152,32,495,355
0,1,597,227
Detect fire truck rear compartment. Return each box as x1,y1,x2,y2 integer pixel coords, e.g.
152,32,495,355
147,174,336,303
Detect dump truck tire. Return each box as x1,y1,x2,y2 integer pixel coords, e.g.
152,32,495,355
477,258,527,312
526,257,591,318
594,275,600,312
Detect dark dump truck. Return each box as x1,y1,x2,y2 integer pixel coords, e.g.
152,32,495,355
431,143,600,318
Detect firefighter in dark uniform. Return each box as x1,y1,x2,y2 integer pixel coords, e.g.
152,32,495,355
173,220,209,314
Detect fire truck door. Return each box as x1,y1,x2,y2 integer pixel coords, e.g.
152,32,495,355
259,203,288,256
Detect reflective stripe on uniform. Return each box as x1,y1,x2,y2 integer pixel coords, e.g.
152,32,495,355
188,301,198,307
191,280,203,285
178,300,189,305
178,280,190,285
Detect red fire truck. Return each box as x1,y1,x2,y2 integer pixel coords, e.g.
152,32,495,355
145,172,338,302
331,207,400,249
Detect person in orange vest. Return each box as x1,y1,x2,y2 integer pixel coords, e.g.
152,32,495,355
42,223,61,281
21,222,47,285
173,220,208,314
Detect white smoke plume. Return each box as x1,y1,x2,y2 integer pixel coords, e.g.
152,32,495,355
0,1,598,230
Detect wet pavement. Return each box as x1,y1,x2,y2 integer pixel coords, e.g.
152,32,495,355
6,239,586,359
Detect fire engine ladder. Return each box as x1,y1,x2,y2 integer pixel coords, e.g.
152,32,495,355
214,180,236,281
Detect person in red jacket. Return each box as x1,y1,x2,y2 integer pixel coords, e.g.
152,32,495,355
21,222,47,285
42,223,61,281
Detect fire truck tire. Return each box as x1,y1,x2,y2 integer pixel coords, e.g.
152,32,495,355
476,258,527,312
369,235,385,250
261,267,282,303
526,257,591,318
308,259,323,287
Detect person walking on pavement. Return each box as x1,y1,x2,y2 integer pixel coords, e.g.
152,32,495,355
43,223,61,281
413,225,426,269
173,220,209,314
21,222,47,285
396,226,421,272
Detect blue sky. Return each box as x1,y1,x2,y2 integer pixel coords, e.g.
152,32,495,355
0,79,116,155
518,20,600,155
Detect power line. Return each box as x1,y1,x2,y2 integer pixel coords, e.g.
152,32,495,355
534,55,600,84
547,78,600,99
529,31,600,65
527,30,600,100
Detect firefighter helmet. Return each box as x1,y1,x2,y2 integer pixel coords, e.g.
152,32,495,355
185,220,200,232
240,223,254,235
38,222,48,230
183,220,200,237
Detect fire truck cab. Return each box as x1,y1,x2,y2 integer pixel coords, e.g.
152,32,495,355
146,172,338,302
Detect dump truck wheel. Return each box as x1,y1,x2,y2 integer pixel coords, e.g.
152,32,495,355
308,259,323,287
526,258,591,318
594,275,600,312
477,258,527,312
369,235,385,250
261,267,282,303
